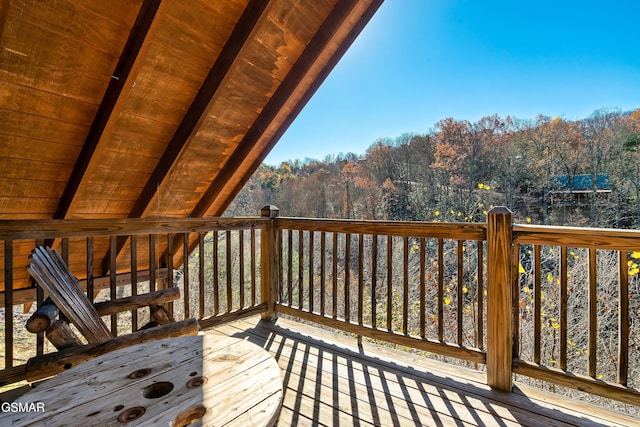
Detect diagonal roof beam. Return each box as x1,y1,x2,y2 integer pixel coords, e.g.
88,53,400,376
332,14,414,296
190,0,364,219
126,0,270,221
0,0,9,39
100,0,271,274
54,0,162,220
210,0,384,218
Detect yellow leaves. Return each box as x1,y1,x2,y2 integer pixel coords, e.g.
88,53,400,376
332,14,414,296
546,272,553,284
477,183,491,191
526,217,532,223
597,374,604,380
444,298,451,305
551,321,560,329
462,286,468,294
632,251,640,259
434,210,440,216
518,263,526,274
478,183,484,189
628,260,640,275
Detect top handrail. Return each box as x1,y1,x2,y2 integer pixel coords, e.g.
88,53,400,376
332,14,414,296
0,217,267,240
275,217,486,240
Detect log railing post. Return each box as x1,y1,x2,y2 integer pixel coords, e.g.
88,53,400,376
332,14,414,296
486,207,514,391
260,205,279,320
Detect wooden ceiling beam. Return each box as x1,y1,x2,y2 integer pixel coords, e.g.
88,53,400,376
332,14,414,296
190,0,364,219
211,0,385,218
0,0,9,40
100,0,271,274
53,0,162,220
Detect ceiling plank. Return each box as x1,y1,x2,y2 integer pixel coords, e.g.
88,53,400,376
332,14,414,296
54,0,162,220
100,0,272,274
189,0,362,219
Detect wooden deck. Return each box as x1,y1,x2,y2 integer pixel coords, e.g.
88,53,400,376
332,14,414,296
209,316,640,427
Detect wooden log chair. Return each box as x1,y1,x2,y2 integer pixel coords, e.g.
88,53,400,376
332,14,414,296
24,246,199,382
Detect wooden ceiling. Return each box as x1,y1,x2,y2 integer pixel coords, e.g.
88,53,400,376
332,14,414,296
0,0,383,221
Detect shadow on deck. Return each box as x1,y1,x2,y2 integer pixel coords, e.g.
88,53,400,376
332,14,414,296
210,316,639,427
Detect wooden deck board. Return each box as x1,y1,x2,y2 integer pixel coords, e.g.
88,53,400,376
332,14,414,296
209,316,640,427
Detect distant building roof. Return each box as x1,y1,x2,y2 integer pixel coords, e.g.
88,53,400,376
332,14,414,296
550,174,611,192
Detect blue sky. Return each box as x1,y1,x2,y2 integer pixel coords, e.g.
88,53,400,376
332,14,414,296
264,0,640,165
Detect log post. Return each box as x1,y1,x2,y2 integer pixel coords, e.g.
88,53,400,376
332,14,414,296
260,205,279,321
26,297,59,333
486,207,514,391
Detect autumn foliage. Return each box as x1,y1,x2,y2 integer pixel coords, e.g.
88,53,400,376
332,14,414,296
229,108,640,229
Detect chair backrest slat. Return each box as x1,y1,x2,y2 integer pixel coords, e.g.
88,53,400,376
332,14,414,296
28,247,112,343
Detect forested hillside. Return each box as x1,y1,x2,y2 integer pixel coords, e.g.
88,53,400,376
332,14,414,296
228,109,640,228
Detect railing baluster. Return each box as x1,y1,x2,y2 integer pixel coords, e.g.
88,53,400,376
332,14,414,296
358,234,364,326
251,228,256,307
110,236,118,336
320,232,326,316
239,229,245,310
419,237,426,339
287,230,293,306
457,240,463,345
36,238,45,355
61,238,69,263
618,251,629,386
534,244,542,364
332,232,338,319
298,230,304,310
212,231,219,315
199,233,205,318
226,230,232,312
560,246,568,370
387,235,392,331
149,234,156,293
403,236,409,335
166,233,174,318
345,234,351,322
512,242,521,359
86,237,94,301
4,240,13,369
588,247,597,378
308,231,314,313
372,234,377,329
183,233,190,319
437,238,444,341
130,236,138,331
477,240,484,350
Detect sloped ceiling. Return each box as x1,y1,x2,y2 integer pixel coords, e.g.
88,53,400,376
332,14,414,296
0,0,383,221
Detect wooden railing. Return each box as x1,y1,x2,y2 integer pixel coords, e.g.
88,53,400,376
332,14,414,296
1,207,638,408
0,216,268,384
271,214,487,365
267,207,639,405
512,223,640,405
